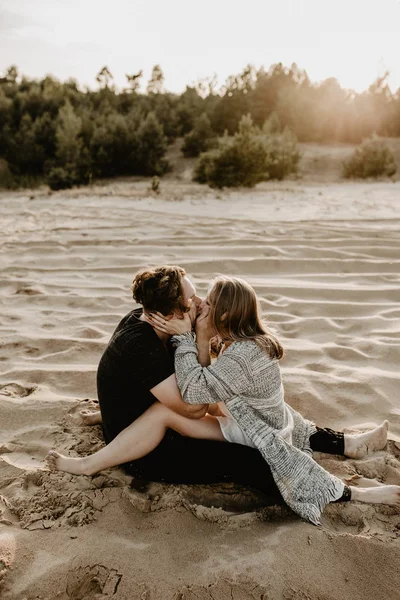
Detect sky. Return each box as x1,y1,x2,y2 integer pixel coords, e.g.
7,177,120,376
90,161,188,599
1,0,400,94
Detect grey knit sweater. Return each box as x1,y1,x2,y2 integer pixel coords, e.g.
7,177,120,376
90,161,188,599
172,332,344,525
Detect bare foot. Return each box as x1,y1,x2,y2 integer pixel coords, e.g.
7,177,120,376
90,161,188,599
344,474,385,488
80,409,102,426
350,485,400,507
344,420,389,459
46,450,89,475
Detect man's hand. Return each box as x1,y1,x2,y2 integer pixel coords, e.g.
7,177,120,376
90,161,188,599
186,404,209,419
151,374,209,419
188,298,198,328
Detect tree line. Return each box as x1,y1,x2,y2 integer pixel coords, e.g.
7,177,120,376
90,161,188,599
0,63,399,188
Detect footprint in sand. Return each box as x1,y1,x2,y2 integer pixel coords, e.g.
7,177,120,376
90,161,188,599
177,578,268,599
0,532,16,585
66,565,123,599
387,440,400,461
0,444,47,470
67,399,99,416
0,383,36,398
14,286,43,295
25,346,41,357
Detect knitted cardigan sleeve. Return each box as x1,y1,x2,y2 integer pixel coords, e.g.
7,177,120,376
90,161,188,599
172,332,256,405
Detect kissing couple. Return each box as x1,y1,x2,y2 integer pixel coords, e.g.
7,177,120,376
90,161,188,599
47,266,399,524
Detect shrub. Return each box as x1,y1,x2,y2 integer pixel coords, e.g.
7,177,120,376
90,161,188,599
343,134,397,178
47,167,75,190
194,133,266,189
194,114,300,188
182,113,215,157
0,159,17,189
194,151,218,184
263,128,301,180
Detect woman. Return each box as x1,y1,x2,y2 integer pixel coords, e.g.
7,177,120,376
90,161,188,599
47,275,399,524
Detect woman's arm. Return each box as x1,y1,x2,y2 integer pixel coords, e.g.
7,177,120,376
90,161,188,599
172,332,255,405
145,308,255,406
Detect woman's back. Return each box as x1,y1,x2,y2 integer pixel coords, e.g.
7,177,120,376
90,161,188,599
218,341,292,439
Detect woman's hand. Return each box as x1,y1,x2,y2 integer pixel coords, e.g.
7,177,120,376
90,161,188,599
195,303,217,340
207,403,223,417
145,311,192,335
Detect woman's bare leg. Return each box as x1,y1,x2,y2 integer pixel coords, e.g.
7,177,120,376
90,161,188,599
344,420,389,458
80,410,102,425
349,485,400,507
46,402,224,476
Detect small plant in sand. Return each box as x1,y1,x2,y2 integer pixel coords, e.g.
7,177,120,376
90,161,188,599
343,134,397,179
150,175,160,193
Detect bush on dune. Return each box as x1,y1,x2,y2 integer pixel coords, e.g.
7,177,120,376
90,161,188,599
263,128,300,180
182,113,216,157
47,167,75,190
343,134,397,178
194,114,300,188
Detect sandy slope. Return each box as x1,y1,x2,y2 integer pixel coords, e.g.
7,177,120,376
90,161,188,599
0,180,400,599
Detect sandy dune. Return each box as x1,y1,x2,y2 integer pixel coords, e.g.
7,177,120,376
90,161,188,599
1,180,400,599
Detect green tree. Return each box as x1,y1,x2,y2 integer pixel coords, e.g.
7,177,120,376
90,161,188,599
182,113,215,157
47,100,91,188
90,112,136,177
0,65,19,85
136,112,168,175
125,70,143,93
8,114,44,175
55,100,83,165
147,65,164,94
96,66,114,89
262,111,281,134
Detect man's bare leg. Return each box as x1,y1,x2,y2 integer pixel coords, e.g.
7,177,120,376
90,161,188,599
46,402,224,476
80,410,102,425
344,420,389,459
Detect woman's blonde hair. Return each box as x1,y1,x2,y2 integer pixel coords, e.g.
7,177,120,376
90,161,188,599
208,276,284,359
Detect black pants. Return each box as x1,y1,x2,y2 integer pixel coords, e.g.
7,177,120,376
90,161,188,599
124,425,351,503
310,427,345,454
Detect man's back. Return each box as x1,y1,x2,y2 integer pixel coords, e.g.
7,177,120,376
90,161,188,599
97,308,174,443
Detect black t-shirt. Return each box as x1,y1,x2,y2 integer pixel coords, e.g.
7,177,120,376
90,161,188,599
97,308,174,444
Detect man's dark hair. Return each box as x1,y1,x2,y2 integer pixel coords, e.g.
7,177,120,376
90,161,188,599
132,265,188,316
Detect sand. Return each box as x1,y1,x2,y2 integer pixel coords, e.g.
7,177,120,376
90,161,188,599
1,175,400,599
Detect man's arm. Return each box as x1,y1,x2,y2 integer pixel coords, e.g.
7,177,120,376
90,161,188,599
150,374,208,419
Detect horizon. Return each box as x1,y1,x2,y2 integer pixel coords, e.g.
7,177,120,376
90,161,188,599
1,0,400,94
